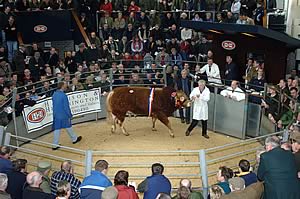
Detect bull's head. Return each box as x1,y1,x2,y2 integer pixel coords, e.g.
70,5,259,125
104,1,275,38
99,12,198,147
172,90,191,108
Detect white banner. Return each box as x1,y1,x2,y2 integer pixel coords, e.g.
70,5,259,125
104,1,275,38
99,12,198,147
23,88,101,133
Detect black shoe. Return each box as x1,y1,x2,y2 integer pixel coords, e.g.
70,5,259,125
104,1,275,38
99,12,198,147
203,134,209,139
52,145,61,150
181,119,185,123
185,130,191,136
73,136,82,144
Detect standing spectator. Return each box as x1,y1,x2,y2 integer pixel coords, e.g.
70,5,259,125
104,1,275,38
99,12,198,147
45,47,59,67
231,0,241,19
114,170,138,199
12,45,26,74
224,55,239,84
29,52,45,81
0,173,10,199
6,159,28,199
177,69,191,124
155,49,170,67
185,80,210,138
64,51,77,74
0,146,12,174
258,136,300,199
235,159,257,187
199,58,222,85
253,2,264,26
128,1,140,13
74,43,87,65
137,163,171,199
170,48,182,69
37,161,52,194
23,171,53,199
51,160,81,199
4,16,17,63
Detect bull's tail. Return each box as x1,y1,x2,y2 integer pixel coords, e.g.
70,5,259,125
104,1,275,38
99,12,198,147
106,90,114,123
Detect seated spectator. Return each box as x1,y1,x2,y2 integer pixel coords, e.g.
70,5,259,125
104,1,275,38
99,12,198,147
84,75,95,90
290,87,300,102
144,73,156,85
220,81,245,101
100,0,112,15
94,73,110,95
215,166,233,194
235,159,257,187
170,48,182,69
0,173,10,199
172,179,204,199
40,81,54,97
258,136,300,199
80,160,112,199
129,73,143,85
56,180,71,199
23,171,53,199
6,159,28,199
276,100,295,129
37,161,52,194
131,36,144,54
138,163,171,199
155,49,171,67
209,185,224,199
102,186,118,199
290,132,300,172
114,170,138,199
0,61,12,79
70,78,84,92
50,160,81,199
0,146,12,174
128,0,140,13
45,47,59,67
174,186,190,199
156,193,171,199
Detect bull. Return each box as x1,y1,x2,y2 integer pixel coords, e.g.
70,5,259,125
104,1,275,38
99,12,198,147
106,87,191,137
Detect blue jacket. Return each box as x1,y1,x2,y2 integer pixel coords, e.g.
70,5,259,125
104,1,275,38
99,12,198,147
144,175,171,199
240,172,257,187
52,90,72,130
0,157,12,173
79,171,112,199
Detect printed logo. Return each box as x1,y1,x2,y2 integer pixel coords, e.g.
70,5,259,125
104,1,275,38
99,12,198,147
222,40,236,50
34,25,47,33
27,108,46,123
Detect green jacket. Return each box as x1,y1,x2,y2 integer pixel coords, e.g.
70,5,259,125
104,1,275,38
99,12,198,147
172,191,204,199
40,175,51,194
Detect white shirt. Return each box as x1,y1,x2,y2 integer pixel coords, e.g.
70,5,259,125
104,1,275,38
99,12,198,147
199,63,222,84
181,28,192,41
190,86,210,120
220,86,245,101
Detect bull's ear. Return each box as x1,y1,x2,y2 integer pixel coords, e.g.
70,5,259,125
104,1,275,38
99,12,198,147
171,92,177,97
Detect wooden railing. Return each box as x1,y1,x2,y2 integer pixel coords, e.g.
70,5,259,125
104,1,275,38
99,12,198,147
71,9,91,47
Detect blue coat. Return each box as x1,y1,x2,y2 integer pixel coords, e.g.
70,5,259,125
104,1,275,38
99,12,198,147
79,171,112,199
52,90,72,130
143,175,171,199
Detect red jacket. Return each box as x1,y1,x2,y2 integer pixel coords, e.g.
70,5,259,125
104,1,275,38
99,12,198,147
128,5,140,12
100,2,112,15
115,185,139,199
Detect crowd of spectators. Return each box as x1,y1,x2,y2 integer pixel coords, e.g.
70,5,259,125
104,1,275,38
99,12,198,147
1,128,300,199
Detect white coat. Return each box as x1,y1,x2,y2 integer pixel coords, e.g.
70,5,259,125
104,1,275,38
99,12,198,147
220,86,245,101
190,86,210,120
199,63,222,84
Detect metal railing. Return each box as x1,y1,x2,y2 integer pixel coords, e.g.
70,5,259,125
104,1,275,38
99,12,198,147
0,129,285,198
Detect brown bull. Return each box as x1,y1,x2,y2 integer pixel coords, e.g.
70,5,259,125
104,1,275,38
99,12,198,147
106,87,191,137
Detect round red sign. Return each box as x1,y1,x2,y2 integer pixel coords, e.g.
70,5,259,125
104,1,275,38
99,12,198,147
27,108,46,123
34,25,47,33
221,40,236,50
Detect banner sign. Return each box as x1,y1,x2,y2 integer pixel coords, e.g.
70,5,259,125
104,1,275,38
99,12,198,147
23,89,101,133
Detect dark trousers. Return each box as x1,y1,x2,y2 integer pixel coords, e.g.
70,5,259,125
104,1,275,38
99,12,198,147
187,119,208,135
179,107,190,122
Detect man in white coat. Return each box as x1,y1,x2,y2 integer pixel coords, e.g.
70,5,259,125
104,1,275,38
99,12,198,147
185,80,210,138
220,80,245,101
199,58,222,85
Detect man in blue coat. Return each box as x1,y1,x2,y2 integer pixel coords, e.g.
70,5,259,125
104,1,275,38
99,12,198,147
79,160,112,199
137,163,171,199
52,81,82,150
258,136,300,199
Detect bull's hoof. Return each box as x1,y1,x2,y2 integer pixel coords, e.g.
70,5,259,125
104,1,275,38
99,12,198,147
170,134,175,138
111,127,115,134
152,128,157,131
124,133,130,136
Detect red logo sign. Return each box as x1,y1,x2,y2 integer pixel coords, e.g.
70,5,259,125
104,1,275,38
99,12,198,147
27,108,46,123
222,40,236,50
34,25,47,33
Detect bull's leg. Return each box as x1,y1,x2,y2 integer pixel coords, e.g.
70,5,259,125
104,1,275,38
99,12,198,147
152,115,157,131
156,112,174,138
111,114,117,133
118,115,129,136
